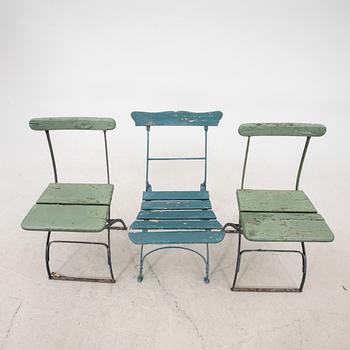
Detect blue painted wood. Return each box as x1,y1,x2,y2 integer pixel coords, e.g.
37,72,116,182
131,111,222,126
129,230,225,244
143,191,209,200
130,220,222,230
238,123,326,137
137,210,216,220
141,200,212,210
29,117,116,131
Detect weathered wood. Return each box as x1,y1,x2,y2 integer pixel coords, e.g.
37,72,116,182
21,204,109,232
238,123,326,137
141,200,211,210
37,183,114,205
237,189,317,213
130,219,222,230
143,191,209,200
137,210,216,220
129,230,225,244
240,212,334,242
29,117,116,131
131,111,222,126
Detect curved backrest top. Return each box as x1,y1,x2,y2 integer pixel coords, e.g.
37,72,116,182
131,111,223,126
239,123,326,137
29,117,116,131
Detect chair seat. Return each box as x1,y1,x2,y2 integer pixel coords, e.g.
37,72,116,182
240,212,334,242
129,191,224,245
237,189,317,213
21,204,109,232
37,183,114,205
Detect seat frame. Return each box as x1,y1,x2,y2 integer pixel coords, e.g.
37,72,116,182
225,123,328,292
26,118,127,283
130,111,223,283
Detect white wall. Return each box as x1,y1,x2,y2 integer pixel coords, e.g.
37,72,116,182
1,0,349,239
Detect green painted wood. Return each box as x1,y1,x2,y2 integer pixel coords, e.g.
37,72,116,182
238,123,326,137
143,191,209,200
141,200,211,210
131,111,222,126
21,204,109,232
37,183,114,205
129,230,225,244
237,189,317,213
240,212,334,242
137,210,216,220
29,117,116,131
130,219,222,230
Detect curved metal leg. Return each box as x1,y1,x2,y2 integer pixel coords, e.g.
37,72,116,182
107,226,116,282
137,245,144,282
299,242,307,292
45,231,52,279
231,230,242,291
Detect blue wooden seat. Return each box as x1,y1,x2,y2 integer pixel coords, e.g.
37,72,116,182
226,123,334,292
21,117,127,283
129,111,224,283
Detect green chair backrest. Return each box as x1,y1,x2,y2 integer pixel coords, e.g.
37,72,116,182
131,111,223,191
29,117,116,184
238,122,327,190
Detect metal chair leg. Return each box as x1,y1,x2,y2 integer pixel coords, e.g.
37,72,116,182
137,244,144,282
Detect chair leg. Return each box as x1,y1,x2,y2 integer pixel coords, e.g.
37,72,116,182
45,229,116,283
137,244,144,282
204,243,210,284
231,229,308,292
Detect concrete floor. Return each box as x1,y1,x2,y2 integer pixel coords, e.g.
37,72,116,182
1,196,349,350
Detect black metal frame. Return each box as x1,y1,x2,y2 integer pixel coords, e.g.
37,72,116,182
224,223,307,293
42,129,127,283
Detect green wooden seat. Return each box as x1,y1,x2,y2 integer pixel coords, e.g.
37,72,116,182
227,122,334,292
129,111,224,283
21,117,127,283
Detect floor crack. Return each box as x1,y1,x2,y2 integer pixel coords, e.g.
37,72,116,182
146,262,207,350
1,302,22,350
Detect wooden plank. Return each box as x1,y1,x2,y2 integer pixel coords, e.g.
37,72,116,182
137,210,216,220
130,220,222,230
21,204,109,232
29,117,116,131
129,230,225,244
237,189,317,213
141,200,211,210
143,191,209,200
131,111,222,126
238,123,326,137
240,212,334,242
37,183,114,205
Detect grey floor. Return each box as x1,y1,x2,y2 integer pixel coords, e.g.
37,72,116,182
1,192,349,350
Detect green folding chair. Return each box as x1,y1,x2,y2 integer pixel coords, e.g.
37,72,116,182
21,117,127,283
225,123,334,292
129,111,225,283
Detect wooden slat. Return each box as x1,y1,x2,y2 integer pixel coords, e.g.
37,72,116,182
137,210,216,220
142,200,211,210
143,191,209,200
237,189,317,213
238,123,326,137
131,111,222,126
37,183,114,205
29,117,116,131
129,230,225,244
21,204,108,232
240,212,334,242
131,220,222,230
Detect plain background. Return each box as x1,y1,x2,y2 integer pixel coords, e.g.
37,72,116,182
0,0,349,349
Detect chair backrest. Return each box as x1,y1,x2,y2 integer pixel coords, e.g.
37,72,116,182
238,122,327,190
29,117,116,184
131,111,223,191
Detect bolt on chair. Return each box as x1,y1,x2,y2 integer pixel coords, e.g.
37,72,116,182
21,117,127,283
224,123,334,292
128,111,225,283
